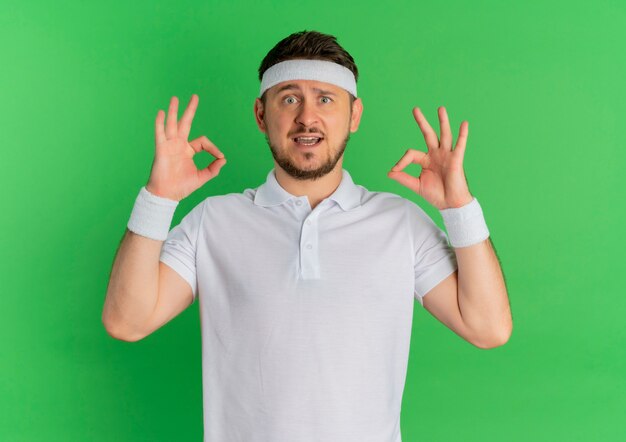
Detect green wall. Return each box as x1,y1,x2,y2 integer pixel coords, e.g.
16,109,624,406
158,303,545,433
1,0,624,440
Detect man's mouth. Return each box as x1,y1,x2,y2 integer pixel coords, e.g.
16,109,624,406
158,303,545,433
293,136,323,147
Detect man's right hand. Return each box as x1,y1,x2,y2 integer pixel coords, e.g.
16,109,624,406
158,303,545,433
146,94,227,201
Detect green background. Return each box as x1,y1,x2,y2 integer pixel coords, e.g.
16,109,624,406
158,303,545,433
1,0,624,440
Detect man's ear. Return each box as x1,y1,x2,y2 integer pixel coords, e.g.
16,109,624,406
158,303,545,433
349,97,363,133
254,98,267,133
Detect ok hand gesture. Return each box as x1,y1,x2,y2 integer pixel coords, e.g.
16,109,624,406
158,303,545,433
146,95,227,202
387,106,474,210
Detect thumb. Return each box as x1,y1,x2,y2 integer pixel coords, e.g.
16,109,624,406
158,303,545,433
198,157,227,187
387,170,421,195
390,149,429,172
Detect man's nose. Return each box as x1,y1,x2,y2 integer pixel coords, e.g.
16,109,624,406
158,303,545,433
295,99,319,127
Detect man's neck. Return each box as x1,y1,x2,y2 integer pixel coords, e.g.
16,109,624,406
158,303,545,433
274,165,343,210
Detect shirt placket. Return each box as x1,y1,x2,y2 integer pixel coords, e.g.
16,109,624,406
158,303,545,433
294,197,321,279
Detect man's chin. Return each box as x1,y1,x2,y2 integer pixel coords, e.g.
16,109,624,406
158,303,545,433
267,137,347,180
277,160,336,181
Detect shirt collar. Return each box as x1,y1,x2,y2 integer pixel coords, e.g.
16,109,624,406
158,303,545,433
253,167,362,211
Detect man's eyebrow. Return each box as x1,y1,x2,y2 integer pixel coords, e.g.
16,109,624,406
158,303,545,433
275,83,337,96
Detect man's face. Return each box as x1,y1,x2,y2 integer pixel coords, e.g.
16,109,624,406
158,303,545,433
254,79,363,181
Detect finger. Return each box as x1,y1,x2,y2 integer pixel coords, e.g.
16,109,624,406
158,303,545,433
155,109,166,146
412,107,439,150
178,94,199,141
438,106,452,150
387,170,421,195
390,149,429,172
198,157,227,186
189,136,225,158
453,121,469,161
165,96,179,139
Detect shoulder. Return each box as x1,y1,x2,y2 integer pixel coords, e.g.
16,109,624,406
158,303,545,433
200,190,254,208
362,189,440,233
360,188,431,221
182,178,281,218
359,187,408,212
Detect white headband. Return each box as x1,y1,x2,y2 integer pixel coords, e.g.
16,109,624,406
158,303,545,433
259,59,357,98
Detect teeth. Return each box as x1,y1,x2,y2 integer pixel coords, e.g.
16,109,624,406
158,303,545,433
296,137,321,143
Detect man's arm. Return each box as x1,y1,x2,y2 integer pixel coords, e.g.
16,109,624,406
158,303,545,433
388,105,512,348
102,228,163,342
423,236,512,349
102,94,226,341
102,226,196,342
455,237,511,346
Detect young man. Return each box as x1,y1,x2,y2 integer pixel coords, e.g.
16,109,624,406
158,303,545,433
103,30,512,442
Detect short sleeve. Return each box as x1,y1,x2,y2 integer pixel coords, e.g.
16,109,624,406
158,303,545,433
159,199,206,303
405,200,458,307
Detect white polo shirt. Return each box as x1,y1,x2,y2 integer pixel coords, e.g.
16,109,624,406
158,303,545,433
159,167,458,442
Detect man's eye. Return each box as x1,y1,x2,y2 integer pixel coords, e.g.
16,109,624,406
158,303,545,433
321,96,332,103
284,96,297,104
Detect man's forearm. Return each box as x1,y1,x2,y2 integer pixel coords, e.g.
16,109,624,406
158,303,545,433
455,237,512,348
102,228,162,341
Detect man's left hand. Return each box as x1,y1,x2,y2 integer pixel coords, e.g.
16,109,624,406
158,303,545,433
388,106,474,210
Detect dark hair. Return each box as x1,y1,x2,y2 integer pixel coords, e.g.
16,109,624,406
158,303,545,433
258,30,358,106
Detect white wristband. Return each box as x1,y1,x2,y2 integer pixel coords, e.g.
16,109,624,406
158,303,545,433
439,197,490,248
127,186,179,241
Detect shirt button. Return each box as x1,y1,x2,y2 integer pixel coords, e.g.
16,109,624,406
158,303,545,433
306,219,311,225
295,200,302,206
306,244,313,250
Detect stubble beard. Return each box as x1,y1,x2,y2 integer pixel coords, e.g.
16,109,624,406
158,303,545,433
264,121,351,181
